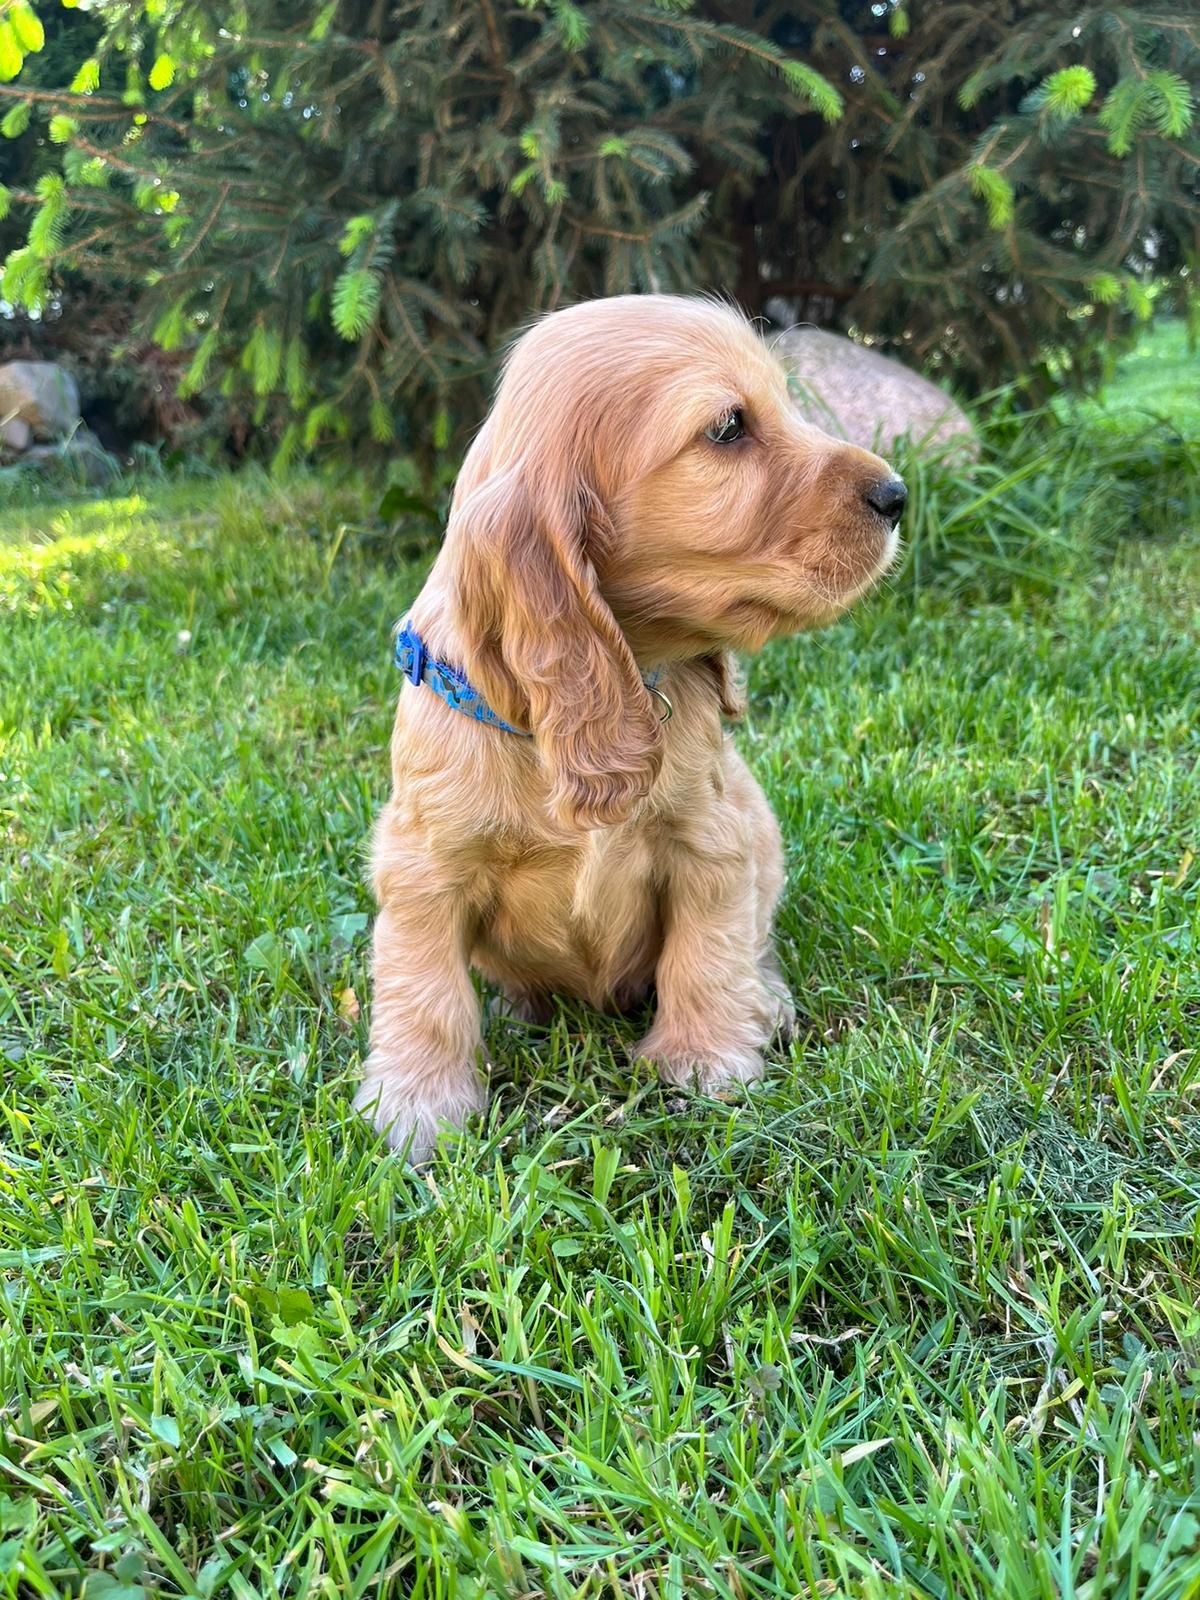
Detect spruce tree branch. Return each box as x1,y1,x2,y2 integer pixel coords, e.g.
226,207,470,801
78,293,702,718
55,219,145,265
761,278,856,303
569,217,653,243
477,0,505,68
176,183,232,266
0,83,127,112
224,30,377,57
59,132,290,207
0,82,205,144
386,282,441,380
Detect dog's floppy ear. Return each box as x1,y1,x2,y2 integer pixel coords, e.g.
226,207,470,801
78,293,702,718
451,464,664,829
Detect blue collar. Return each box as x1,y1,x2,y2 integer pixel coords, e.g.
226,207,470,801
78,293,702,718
393,614,668,736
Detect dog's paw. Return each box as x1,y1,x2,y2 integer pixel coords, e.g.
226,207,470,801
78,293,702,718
634,1033,765,1095
611,977,654,1017
757,955,797,1044
765,983,797,1045
485,989,554,1027
353,1060,487,1164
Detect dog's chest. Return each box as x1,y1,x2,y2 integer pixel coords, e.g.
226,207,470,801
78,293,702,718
472,826,663,1003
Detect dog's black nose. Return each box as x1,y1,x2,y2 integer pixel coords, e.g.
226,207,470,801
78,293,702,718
865,476,907,525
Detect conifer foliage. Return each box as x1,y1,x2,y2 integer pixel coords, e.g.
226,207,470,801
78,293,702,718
0,1,1195,457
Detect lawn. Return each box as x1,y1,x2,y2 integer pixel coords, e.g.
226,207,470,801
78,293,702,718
1,341,1198,1597
1070,318,1198,433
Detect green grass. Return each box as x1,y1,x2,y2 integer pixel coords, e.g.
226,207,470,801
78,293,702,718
1070,318,1198,433
1,375,1199,1597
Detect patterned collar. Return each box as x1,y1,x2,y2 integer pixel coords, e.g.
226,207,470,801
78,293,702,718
392,614,670,736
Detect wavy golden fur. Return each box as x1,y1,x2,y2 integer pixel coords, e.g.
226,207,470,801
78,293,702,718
357,294,904,1159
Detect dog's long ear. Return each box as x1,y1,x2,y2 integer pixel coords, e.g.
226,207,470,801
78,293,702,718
451,465,664,829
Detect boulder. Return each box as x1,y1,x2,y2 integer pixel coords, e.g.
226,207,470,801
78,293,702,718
0,416,32,452
0,360,82,441
769,327,977,461
25,425,120,486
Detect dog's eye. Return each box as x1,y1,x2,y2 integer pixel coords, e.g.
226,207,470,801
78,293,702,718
705,409,745,445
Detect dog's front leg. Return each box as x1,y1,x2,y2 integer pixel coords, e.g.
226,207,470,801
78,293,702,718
355,875,487,1164
634,822,782,1094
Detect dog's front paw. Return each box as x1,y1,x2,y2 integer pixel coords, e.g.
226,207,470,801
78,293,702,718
758,955,797,1044
765,984,797,1045
634,1032,765,1095
354,1058,487,1164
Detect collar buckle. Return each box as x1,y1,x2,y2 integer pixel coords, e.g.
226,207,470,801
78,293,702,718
405,633,426,687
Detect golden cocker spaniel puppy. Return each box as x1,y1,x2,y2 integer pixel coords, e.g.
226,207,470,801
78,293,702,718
357,294,905,1160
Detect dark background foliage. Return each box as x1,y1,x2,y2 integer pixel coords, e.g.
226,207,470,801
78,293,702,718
0,0,1195,462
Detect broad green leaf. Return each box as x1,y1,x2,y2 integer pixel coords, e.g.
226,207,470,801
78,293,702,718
84,1578,147,1600
149,1413,181,1448
266,1434,298,1467
0,1495,36,1536
591,1141,620,1207
243,931,285,976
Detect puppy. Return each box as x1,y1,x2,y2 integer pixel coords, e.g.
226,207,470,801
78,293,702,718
357,294,904,1160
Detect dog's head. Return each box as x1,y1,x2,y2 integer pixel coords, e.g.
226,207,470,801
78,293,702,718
448,294,903,828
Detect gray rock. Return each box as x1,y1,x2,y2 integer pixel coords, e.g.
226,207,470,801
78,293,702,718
0,359,82,441
770,327,977,461
25,425,120,486
0,416,32,452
